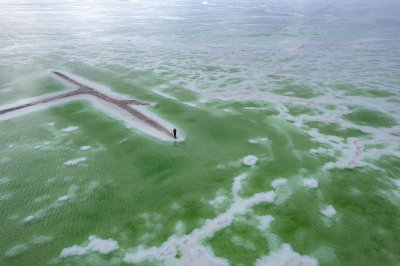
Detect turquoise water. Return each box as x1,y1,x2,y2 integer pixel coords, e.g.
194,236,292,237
1,0,400,265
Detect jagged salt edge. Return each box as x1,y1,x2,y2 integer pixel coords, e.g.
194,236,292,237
123,173,275,264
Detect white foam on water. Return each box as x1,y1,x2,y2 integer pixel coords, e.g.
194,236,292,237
302,178,318,188
321,205,337,217
44,141,51,145
123,172,275,264
256,215,275,231
62,126,79,132
34,145,41,149
60,235,119,258
8,144,14,148
242,155,258,166
271,178,287,188
58,195,71,201
5,244,29,257
47,122,55,126
80,145,91,150
202,1,209,4
64,157,87,166
248,137,269,144
255,243,318,266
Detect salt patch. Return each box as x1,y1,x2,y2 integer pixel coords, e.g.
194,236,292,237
0,177,10,185
255,243,318,266
302,178,318,188
392,179,400,189
64,157,86,166
80,145,91,151
23,215,34,223
58,195,71,201
152,89,177,100
62,126,78,132
199,98,208,103
271,178,287,188
87,235,119,254
183,102,197,107
60,245,87,257
31,235,54,245
209,195,227,207
5,244,29,257
321,205,337,217
242,155,258,166
257,215,275,231
60,235,119,258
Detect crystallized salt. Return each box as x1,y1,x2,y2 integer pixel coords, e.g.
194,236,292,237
271,178,287,188
64,157,86,166
23,215,34,223
60,235,119,258
58,195,71,201
302,178,318,188
242,155,258,166
62,126,78,132
321,205,337,217
255,243,318,266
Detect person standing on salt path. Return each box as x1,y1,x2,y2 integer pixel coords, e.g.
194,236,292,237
173,128,177,139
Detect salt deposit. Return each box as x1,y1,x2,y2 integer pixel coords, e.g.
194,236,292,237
321,205,337,217
302,178,318,188
62,126,78,132
60,235,119,258
271,178,287,188
242,155,258,166
64,157,87,166
255,244,318,266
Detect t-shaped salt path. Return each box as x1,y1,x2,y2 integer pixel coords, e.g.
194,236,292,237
0,70,180,141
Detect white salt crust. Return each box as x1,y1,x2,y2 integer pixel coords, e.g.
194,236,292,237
242,155,258,166
64,157,86,166
255,243,318,266
321,205,337,217
60,235,119,257
302,178,318,188
271,178,287,188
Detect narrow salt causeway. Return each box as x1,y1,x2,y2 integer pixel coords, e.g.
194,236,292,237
0,70,183,142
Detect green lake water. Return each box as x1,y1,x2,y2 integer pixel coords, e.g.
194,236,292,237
1,0,400,265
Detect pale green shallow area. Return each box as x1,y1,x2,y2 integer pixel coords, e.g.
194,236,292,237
1,0,400,265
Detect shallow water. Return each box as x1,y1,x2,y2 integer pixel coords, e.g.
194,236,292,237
1,0,400,265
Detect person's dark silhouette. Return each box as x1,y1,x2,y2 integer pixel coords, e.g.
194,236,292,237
173,128,177,139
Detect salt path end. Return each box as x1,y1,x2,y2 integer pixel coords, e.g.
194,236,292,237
0,70,182,142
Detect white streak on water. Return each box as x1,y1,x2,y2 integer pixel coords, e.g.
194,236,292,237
64,157,86,166
62,126,78,132
80,145,91,150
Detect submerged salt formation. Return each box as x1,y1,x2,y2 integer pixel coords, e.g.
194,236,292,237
0,70,181,141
